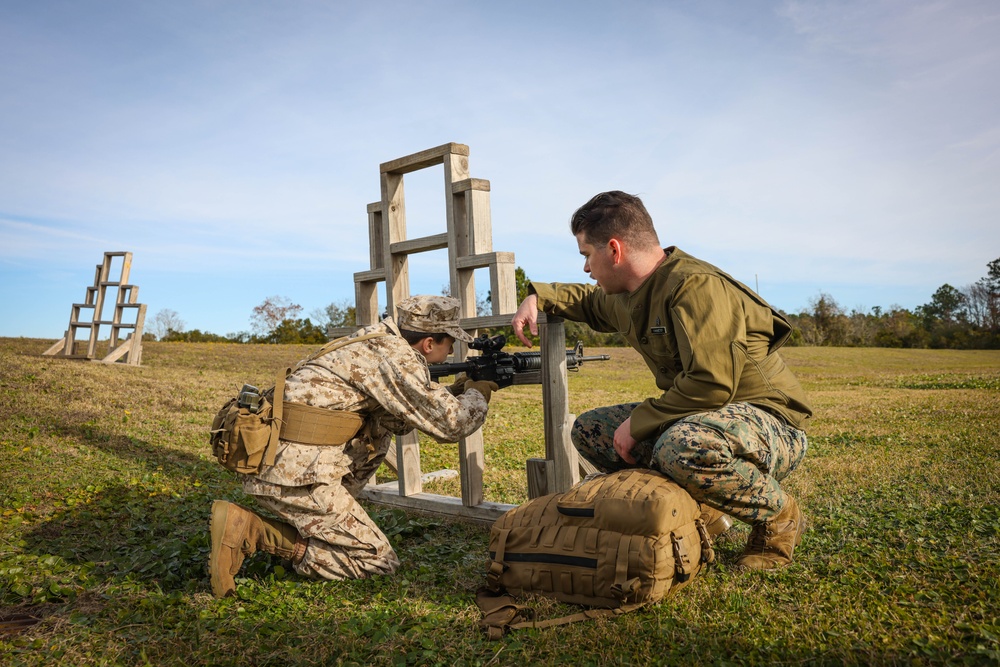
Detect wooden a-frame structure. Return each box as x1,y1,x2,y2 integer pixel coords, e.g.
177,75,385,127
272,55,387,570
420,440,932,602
43,251,147,366
336,143,587,522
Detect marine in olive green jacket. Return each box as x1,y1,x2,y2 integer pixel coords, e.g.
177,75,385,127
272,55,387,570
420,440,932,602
530,247,812,442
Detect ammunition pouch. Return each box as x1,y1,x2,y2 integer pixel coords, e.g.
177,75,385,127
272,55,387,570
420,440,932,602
210,395,279,474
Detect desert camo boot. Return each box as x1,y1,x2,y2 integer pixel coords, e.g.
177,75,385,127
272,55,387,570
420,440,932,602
736,495,805,570
209,500,305,597
699,505,735,539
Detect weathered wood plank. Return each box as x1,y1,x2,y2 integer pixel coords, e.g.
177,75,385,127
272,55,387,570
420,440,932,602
541,316,579,493
395,430,422,497
459,429,485,507
360,486,513,524
526,458,553,499
380,142,470,174
389,233,449,255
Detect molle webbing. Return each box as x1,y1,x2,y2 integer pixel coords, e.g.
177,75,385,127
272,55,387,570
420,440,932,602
478,469,712,637
279,402,363,445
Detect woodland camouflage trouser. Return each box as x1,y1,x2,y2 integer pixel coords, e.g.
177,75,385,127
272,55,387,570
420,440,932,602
246,478,400,580
571,402,808,524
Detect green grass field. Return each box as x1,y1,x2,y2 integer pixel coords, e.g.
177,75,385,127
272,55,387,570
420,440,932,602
1,338,998,666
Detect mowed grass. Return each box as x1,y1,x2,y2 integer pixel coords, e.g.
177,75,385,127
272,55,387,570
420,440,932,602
1,338,998,666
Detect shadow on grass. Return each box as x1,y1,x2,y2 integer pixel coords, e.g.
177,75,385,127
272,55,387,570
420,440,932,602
21,482,215,593
64,417,215,477
13,421,259,596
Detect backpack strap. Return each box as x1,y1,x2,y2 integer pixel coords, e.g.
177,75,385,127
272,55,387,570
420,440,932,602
262,368,287,468
292,331,390,373
475,587,643,639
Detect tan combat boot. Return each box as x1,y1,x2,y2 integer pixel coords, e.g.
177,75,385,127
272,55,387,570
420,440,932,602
736,495,805,570
699,505,734,539
208,500,307,597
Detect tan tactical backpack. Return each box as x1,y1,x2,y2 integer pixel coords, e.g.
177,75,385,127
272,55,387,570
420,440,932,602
476,468,715,638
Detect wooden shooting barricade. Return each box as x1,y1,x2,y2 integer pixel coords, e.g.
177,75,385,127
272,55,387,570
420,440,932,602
334,143,593,523
43,251,147,366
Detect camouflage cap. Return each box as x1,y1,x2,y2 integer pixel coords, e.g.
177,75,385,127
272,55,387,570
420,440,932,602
396,295,474,343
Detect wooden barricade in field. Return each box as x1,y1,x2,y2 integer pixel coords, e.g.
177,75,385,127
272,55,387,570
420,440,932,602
335,143,586,522
42,251,147,366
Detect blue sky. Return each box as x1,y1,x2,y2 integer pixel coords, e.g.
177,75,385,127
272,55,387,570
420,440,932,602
2,0,998,339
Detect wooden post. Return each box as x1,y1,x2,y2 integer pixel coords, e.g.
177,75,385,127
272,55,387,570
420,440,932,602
394,430,423,497
541,315,580,494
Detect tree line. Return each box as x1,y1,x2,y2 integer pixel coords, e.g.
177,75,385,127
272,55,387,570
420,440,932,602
147,257,1000,350
785,258,1000,349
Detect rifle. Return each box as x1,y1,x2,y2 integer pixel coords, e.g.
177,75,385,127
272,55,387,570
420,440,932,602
429,333,610,388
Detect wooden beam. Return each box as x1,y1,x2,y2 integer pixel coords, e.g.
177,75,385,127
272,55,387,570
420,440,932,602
355,279,380,328
390,233,449,255
360,486,513,524
451,178,490,193
101,337,133,364
453,311,553,331
454,251,515,270
381,171,408,316
354,269,386,283
380,143,470,175
42,337,67,356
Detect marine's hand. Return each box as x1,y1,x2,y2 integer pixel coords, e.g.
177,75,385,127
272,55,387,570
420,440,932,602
511,294,539,347
613,417,638,464
447,373,469,395
464,379,500,404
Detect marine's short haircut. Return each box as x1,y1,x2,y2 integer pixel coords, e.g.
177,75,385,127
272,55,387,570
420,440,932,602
569,191,660,247
399,329,453,345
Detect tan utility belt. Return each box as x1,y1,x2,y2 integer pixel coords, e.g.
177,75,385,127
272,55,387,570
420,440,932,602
274,330,388,447
210,330,389,474
278,401,363,446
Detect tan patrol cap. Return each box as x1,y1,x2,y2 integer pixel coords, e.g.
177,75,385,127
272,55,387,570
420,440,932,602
396,295,474,343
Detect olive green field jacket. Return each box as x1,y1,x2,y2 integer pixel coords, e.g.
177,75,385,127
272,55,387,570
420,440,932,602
530,247,813,441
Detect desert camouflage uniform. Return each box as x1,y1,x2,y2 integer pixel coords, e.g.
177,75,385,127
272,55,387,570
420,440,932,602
531,247,813,524
241,317,488,580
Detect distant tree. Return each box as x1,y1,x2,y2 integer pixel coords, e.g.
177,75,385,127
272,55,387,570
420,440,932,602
796,293,849,346
984,257,1000,332
844,307,878,347
515,266,531,305
251,296,302,336
964,279,995,330
873,307,928,348
267,318,328,344
311,299,357,331
162,328,232,343
919,284,966,327
149,308,186,340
